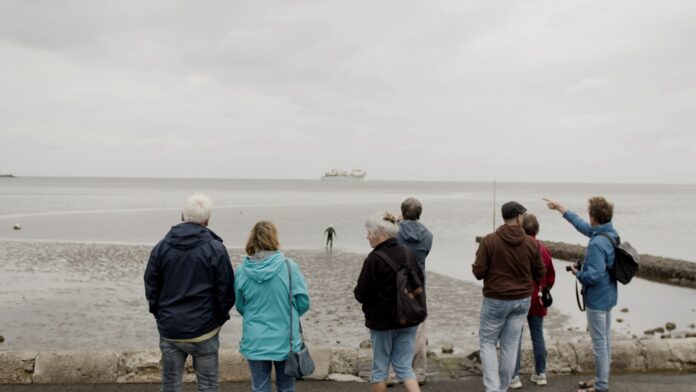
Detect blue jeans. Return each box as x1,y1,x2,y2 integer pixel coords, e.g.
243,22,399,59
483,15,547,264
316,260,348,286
513,315,546,377
370,326,418,383
159,334,219,392
247,360,295,392
587,308,612,391
479,297,530,392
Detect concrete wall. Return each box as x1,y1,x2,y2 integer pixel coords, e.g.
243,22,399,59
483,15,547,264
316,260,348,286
1,338,695,384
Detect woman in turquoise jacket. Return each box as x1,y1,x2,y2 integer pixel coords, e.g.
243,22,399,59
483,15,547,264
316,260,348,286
235,221,310,392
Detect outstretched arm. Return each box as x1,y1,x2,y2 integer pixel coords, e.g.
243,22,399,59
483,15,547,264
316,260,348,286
543,198,567,214
544,198,592,238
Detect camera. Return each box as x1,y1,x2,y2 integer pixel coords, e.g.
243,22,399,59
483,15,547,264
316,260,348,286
565,260,583,272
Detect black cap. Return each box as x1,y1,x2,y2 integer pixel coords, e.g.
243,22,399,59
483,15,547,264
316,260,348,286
501,201,527,220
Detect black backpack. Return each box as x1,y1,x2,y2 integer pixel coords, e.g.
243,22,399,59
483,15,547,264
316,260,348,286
597,233,640,285
375,249,427,327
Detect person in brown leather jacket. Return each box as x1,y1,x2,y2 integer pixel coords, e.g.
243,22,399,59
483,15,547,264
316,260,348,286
472,201,546,392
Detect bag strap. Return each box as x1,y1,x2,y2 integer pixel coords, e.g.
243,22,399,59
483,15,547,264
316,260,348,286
286,258,293,352
596,232,619,247
575,279,585,312
375,250,401,272
285,258,304,352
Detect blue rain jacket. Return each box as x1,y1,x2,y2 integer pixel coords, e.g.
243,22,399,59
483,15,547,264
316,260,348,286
563,211,618,311
235,251,310,361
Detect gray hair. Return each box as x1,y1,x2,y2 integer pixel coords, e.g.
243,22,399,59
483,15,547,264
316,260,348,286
401,197,423,220
365,212,399,238
182,193,213,224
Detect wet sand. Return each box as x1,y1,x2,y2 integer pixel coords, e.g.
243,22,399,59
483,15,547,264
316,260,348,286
0,241,571,353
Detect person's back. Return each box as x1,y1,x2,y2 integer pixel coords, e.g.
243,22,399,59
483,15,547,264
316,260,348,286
234,220,310,392
235,251,309,360
472,201,545,392
144,193,235,392
395,197,433,385
474,224,543,299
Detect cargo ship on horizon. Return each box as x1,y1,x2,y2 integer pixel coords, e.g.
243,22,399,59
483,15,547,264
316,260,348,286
321,169,366,181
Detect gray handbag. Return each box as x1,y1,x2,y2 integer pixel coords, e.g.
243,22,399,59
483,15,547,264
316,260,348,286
283,259,315,378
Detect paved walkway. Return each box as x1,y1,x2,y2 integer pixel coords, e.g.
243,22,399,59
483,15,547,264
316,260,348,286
0,373,695,392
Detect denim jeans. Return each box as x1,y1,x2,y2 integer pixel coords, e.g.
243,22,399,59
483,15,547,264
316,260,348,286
159,334,219,392
587,308,612,391
513,315,546,377
370,326,418,383
479,297,530,392
247,360,295,392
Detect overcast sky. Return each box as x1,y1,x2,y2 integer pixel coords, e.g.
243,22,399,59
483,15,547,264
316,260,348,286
0,1,694,183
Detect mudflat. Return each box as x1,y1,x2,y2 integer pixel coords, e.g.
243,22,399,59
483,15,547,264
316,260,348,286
0,241,571,353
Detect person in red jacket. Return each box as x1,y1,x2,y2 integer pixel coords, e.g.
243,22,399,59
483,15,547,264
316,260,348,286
510,213,556,389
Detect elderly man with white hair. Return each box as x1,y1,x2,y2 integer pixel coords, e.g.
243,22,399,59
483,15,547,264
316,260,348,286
144,193,235,392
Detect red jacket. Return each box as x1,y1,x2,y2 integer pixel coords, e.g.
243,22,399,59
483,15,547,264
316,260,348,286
529,236,555,317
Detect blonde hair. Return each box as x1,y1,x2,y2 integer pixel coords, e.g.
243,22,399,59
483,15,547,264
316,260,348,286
245,220,280,256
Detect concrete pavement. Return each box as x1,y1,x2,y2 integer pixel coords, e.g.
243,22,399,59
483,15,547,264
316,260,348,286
0,373,694,392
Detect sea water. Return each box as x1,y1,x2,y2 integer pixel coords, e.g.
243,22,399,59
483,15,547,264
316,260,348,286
1,177,694,335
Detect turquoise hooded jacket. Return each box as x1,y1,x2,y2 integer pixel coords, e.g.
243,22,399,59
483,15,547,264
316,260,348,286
234,251,310,361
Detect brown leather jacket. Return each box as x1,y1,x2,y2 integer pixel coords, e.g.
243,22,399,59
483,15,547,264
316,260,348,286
472,224,546,300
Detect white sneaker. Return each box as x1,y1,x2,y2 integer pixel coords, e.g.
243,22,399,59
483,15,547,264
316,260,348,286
509,376,523,389
530,373,547,386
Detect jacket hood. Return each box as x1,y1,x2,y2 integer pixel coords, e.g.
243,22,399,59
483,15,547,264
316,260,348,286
164,222,222,250
495,224,527,246
398,220,430,243
242,251,286,283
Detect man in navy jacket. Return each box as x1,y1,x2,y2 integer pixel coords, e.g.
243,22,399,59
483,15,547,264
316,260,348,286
145,193,235,392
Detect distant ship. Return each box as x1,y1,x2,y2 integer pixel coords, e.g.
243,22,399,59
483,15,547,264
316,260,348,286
0,174,14,178
321,169,366,181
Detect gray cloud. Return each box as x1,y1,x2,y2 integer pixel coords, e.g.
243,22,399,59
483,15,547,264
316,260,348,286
0,0,694,183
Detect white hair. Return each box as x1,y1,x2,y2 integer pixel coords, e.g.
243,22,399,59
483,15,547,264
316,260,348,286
365,212,399,238
182,193,213,224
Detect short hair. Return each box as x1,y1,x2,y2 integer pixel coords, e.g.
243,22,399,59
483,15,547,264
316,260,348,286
588,196,613,224
365,212,399,238
182,193,213,224
523,213,540,236
245,220,280,256
401,197,423,220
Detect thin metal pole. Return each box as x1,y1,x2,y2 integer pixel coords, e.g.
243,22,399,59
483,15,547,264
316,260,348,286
492,178,496,231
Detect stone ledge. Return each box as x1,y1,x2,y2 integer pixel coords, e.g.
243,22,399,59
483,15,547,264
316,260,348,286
0,338,695,384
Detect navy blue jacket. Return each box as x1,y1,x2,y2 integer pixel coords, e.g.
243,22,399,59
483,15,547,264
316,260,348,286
144,222,235,339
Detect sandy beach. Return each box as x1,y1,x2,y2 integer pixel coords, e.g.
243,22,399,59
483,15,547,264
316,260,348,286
0,240,573,353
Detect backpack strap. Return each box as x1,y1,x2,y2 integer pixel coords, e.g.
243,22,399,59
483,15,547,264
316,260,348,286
597,232,620,247
375,250,400,272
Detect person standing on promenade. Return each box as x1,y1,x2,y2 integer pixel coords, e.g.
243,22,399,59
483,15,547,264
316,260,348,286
235,221,310,392
396,197,433,384
144,193,235,392
355,212,423,392
473,201,546,392
544,197,618,392
325,225,337,251
509,213,556,389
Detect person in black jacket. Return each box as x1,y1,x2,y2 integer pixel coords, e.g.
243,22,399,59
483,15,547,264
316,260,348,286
144,193,235,392
354,212,423,392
